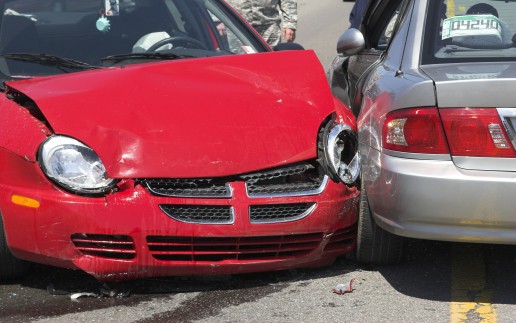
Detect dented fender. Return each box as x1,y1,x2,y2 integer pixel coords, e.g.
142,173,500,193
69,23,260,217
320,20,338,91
332,96,357,132
0,93,50,161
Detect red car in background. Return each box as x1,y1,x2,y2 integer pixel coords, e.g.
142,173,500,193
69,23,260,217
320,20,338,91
0,0,360,281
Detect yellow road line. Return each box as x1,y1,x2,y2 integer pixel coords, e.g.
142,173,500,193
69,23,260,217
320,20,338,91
446,0,467,17
447,0,455,18
450,244,496,323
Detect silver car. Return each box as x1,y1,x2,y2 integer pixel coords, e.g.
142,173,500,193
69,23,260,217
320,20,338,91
328,0,516,264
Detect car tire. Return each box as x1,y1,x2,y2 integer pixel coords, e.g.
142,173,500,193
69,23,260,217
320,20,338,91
356,180,404,265
0,213,29,280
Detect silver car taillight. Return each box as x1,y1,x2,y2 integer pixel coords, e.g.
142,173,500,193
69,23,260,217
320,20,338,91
440,108,516,157
383,107,516,157
383,107,449,154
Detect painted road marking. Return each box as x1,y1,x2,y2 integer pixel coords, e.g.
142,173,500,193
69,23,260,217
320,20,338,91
446,0,470,17
447,0,456,18
451,244,496,323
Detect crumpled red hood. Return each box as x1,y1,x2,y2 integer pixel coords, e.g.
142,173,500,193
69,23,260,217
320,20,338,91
7,51,335,178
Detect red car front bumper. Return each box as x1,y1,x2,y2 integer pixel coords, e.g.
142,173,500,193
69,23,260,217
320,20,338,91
1,152,359,281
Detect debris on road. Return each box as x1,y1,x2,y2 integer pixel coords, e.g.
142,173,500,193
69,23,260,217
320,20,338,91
70,292,99,301
100,283,131,298
47,282,131,300
332,278,356,295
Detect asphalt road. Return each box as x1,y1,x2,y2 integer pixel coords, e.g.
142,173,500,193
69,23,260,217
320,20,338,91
3,1,516,323
295,0,354,70
4,240,516,322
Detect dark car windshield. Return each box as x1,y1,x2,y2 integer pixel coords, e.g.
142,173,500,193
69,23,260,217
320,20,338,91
0,0,268,78
422,0,516,64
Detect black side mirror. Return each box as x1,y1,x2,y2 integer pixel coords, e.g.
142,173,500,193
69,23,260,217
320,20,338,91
273,42,305,51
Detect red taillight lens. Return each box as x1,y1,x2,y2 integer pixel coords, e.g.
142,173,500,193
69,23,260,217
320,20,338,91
440,108,516,157
382,107,449,154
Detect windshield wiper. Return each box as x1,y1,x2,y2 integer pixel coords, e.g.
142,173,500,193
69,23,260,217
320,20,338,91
101,52,193,64
1,53,101,71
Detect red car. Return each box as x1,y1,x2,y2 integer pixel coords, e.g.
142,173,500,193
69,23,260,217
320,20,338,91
0,0,360,281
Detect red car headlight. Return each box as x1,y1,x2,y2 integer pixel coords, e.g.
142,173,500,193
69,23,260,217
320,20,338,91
38,135,117,195
324,122,360,185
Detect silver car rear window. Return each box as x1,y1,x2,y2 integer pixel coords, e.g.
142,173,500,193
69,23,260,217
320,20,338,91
423,0,516,64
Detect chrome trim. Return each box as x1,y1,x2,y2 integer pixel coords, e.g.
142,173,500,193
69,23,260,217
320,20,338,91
452,156,516,172
497,108,516,151
383,148,452,161
159,205,235,225
325,123,360,184
146,182,233,198
250,203,317,224
246,176,329,198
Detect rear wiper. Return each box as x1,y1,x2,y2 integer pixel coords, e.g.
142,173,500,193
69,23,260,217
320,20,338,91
1,53,101,71
101,52,193,64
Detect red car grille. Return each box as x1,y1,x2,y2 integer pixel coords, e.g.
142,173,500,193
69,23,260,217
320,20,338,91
242,163,325,196
143,178,231,197
159,205,234,224
71,234,136,260
249,203,315,223
146,233,323,262
158,203,315,225
140,162,325,198
324,227,357,252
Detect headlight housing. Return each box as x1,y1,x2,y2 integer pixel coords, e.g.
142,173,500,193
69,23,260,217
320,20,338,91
38,136,117,195
324,123,360,184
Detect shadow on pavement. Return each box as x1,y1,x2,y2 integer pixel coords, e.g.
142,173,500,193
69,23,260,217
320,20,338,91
375,238,516,305
0,256,358,321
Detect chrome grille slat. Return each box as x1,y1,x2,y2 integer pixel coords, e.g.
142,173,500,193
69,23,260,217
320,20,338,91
159,205,234,224
246,176,328,198
243,163,326,197
143,178,232,198
241,163,315,181
249,203,316,224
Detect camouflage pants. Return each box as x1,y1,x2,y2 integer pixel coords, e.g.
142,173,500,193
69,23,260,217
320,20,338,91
253,23,282,47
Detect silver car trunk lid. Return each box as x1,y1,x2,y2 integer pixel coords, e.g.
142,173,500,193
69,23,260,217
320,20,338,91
421,63,516,172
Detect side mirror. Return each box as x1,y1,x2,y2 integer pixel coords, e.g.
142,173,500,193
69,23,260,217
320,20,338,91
336,28,365,56
273,42,305,51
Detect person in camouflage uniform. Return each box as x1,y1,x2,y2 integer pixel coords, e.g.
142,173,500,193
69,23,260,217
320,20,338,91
226,0,297,47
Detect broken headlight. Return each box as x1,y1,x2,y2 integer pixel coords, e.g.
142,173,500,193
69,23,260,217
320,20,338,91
324,123,360,184
38,136,117,195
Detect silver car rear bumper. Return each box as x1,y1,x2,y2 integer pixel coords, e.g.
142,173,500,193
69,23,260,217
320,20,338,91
365,150,516,243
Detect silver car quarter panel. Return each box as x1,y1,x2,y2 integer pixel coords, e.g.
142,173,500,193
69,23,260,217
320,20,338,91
367,152,516,244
